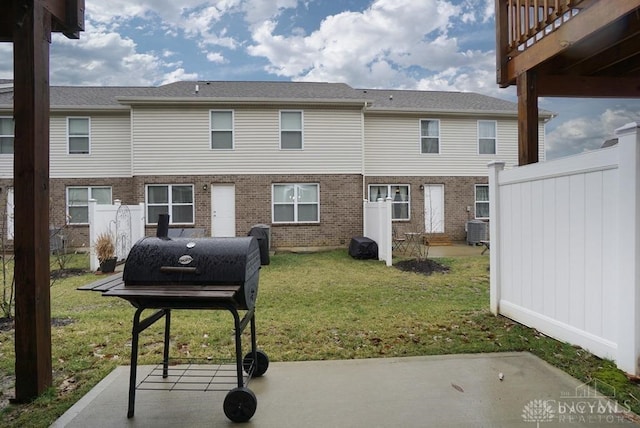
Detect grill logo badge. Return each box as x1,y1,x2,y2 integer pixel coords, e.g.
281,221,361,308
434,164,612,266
178,255,193,265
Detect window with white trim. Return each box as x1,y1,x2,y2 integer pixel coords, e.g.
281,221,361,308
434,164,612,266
368,184,410,220
272,183,319,223
210,110,234,150
478,120,497,154
280,111,303,149
146,184,194,225
67,117,90,154
0,117,14,154
420,119,439,154
475,185,489,219
67,186,112,224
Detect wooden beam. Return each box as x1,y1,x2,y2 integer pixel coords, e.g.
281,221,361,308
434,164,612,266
495,0,510,87
12,0,53,402
505,0,640,84
538,75,640,97
0,0,84,41
44,0,84,37
517,71,539,165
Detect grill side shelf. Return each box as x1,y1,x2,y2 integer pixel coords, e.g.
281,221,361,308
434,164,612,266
77,274,124,292
102,284,242,303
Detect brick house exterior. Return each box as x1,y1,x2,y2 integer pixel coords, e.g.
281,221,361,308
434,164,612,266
0,80,550,250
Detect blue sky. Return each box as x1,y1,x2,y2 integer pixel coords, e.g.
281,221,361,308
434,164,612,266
1,0,639,159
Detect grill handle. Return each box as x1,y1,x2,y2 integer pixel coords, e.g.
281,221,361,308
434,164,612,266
159,266,198,274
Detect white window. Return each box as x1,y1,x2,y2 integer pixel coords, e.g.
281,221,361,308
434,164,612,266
478,120,497,154
420,119,439,154
475,185,489,219
368,184,410,220
280,111,303,149
272,183,319,223
0,117,14,154
68,117,90,154
67,186,112,224
210,110,234,150
146,184,194,225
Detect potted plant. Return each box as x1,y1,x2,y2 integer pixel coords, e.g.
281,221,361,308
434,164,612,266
95,231,117,273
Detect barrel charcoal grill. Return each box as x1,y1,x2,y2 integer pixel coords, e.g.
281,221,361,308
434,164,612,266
83,234,270,423
123,236,261,310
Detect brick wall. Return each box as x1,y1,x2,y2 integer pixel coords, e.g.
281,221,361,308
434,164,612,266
365,176,488,241
135,174,364,249
1,174,487,249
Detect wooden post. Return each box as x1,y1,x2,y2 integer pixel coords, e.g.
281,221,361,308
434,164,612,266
12,0,52,401
517,71,539,165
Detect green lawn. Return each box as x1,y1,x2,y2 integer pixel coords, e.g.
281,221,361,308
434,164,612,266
0,250,638,426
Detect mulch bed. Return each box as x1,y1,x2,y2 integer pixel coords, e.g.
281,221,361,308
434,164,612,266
394,258,450,275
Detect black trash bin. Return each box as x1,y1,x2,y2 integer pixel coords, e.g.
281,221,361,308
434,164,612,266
348,236,378,260
248,224,270,265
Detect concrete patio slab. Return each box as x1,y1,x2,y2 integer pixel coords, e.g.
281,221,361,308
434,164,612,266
52,352,637,427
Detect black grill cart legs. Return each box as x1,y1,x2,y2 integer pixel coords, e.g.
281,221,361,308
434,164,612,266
126,306,268,422
127,307,170,418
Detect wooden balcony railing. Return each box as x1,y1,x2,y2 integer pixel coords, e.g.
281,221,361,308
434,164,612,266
505,0,585,51
496,0,588,86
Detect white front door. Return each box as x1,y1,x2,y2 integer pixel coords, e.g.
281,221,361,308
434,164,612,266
211,184,236,237
424,184,444,233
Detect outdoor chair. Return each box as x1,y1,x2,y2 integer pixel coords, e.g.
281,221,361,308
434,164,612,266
392,227,407,252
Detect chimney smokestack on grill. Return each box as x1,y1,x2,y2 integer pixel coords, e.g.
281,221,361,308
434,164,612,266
156,213,170,239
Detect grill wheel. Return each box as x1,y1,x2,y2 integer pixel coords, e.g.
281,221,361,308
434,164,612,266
243,349,270,378
224,387,257,423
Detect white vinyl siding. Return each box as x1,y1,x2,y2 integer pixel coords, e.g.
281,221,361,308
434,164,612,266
364,114,533,176
131,106,362,175
50,113,132,178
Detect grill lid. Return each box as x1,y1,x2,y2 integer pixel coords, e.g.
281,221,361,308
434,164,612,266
123,236,260,309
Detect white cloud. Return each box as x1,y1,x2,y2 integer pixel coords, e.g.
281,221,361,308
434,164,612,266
161,68,199,85
246,0,499,91
206,52,227,63
546,107,640,159
241,0,299,27
49,24,169,85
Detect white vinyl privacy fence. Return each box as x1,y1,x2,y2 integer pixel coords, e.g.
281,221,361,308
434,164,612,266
363,197,392,266
489,122,640,376
88,200,146,271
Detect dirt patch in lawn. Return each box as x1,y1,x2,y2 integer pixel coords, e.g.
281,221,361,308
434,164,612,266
0,317,74,331
394,258,450,275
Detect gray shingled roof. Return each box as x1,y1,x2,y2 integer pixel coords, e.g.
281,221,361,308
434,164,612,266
149,81,367,102
0,80,542,116
359,88,532,115
0,85,155,109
